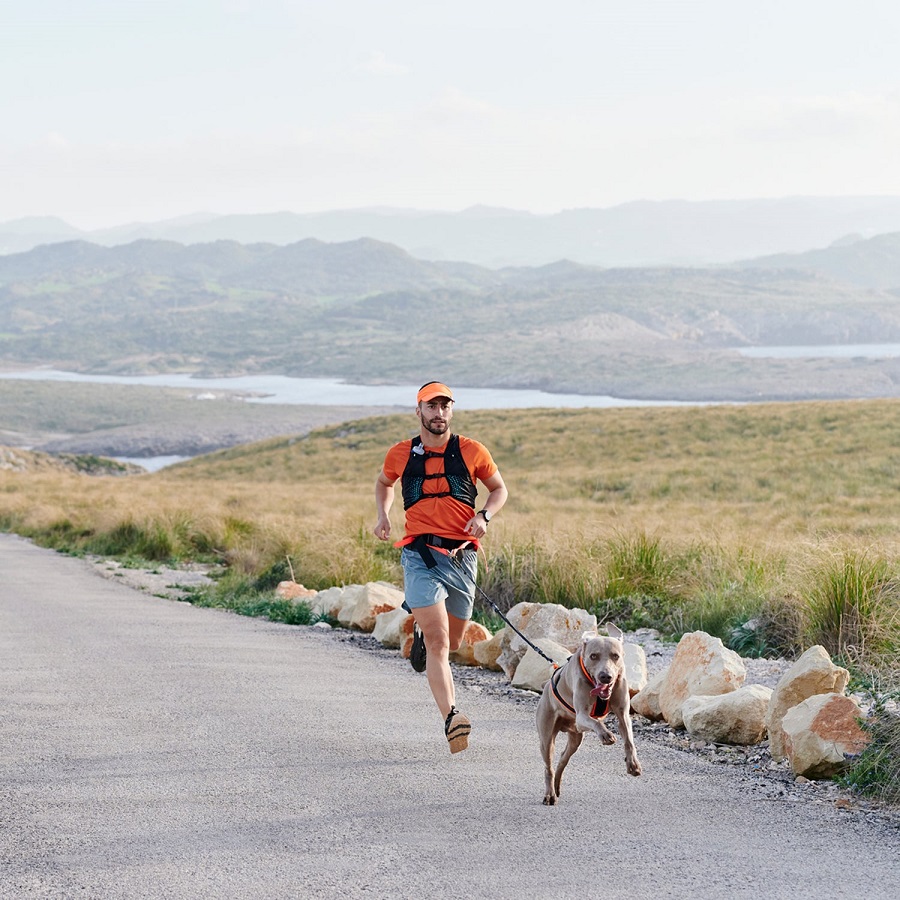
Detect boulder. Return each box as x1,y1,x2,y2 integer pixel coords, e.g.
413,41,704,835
766,645,851,761
782,693,869,778
450,622,493,666
508,602,597,653
347,582,406,632
510,639,571,693
631,669,667,721
473,628,506,672
400,614,417,660
372,607,412,648
624,642,648,697
275,581,318,600
336,585,368,627
682,685,773,745
498,602,596,680
392,618,493,665
495,629,522,680
658,631,746,729
310,586,346,619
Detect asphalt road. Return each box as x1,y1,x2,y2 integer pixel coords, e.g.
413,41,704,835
1,533,898,899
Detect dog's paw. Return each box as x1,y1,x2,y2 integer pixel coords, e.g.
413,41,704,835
597,726,617,745
543,794,558,806
627,758,642,777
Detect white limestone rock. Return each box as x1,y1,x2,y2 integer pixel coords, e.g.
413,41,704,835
766,645,851,761
510,639,571,693
682,684,772,745
658,631,746,729
782,693,869,778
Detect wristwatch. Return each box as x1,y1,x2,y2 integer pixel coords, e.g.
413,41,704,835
478,508,492,523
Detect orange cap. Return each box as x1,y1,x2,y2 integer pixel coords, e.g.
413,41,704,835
417,381,454,403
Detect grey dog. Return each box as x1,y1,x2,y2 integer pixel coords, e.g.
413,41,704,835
536,623,642,805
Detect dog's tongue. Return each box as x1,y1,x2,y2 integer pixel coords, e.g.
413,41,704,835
591,683,612,699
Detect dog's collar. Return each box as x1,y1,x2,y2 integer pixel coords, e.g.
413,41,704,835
550,652,612,719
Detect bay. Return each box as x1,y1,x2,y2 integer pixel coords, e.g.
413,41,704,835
0,369,704,410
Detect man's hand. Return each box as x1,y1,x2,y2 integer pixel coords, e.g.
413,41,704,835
465,513,488,539
373,515,392,541
374,473,395,541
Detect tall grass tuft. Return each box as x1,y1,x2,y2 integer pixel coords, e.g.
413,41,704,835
671,544,773,651
590,531,688,633
803,549,900,673
602,531,677,600
85,520,174,562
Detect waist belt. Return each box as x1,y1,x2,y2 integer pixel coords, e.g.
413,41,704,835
410,534,469,569
421,534,467,550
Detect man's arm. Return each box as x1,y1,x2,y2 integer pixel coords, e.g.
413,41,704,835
465,470,508,539
374,471,396,541
480,471,508,520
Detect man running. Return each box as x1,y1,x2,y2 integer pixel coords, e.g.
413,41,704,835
374,381,508,753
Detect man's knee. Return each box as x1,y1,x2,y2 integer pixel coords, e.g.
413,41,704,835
424,629,451,656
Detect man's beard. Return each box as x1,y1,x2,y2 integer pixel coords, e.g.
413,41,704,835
423,417,448,435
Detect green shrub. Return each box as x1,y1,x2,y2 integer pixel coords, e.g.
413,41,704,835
477,542,542,611
184,573,316,626
33,518,94,552
840,704,900,805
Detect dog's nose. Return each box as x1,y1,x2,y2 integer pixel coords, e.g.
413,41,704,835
599,673,613,684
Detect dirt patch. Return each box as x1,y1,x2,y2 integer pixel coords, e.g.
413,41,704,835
89,557,220,598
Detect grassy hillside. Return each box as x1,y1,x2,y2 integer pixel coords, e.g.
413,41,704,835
3,400,898,684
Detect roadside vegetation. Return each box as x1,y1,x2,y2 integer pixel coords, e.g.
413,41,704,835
3,399,899,802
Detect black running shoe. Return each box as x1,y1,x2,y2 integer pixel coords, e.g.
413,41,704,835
410,623,427,673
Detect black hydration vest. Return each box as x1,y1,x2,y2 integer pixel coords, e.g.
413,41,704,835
401,434,477,511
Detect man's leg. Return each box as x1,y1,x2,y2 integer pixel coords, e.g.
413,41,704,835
447,612,470,653
411,601,455,718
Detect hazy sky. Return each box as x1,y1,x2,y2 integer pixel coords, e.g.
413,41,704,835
3,0,899,228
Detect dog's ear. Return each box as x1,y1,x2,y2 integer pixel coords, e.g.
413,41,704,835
606,622,624,641
581,631,597,646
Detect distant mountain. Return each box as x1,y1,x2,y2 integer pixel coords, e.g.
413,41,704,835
6,196,900,268
0,216,83,255
735,231,900,289
5,236,900,403
0,237,500,296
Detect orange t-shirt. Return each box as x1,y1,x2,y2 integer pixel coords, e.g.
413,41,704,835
381,434,498,541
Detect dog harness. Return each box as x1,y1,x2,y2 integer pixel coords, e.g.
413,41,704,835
549,654,611,719
401,435,477,510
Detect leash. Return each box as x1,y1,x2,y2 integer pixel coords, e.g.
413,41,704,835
445,545,562,670
411,538,615,715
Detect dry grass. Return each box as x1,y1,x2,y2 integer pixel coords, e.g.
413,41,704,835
3,399,900,680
